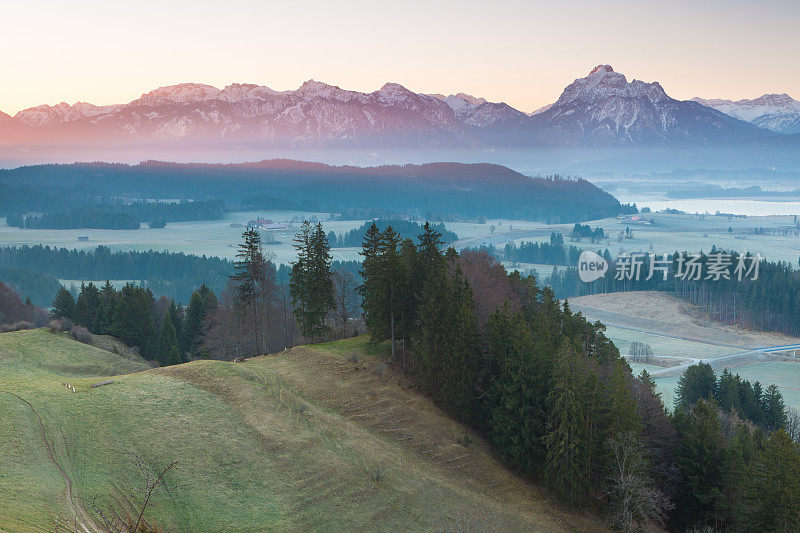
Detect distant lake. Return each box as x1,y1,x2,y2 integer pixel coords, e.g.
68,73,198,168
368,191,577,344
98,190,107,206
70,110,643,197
614,195,800,217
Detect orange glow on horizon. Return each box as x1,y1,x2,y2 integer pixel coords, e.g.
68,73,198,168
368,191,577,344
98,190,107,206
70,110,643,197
2,0,798,115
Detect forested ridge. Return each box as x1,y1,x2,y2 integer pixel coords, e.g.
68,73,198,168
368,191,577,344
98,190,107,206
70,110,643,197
353,222,800,531
0,160,632,222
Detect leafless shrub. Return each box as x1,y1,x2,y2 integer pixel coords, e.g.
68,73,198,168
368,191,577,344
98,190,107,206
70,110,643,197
70,325,93,345
49,317,73,333
77,452,177,533
347,351,360,364
0,320,35,333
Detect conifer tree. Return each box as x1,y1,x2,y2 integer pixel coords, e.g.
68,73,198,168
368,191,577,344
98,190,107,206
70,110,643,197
290,222,334,338
746,429,800,531
97,281,117,334
359,222,385,339
180,283,217,357
74,282,101,331
544,344,593,504
674,362,716,411
51,287,75,320
672,399,726,530
110,284,156,359
486,309,550,474
607,359,641,436
762,384,786,432
155,307,182,366
232,228,265,306
378,226,403,361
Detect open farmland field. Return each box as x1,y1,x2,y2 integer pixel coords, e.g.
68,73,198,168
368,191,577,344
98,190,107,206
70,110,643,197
0,329,601,532
0,211,369,265
570,291,800,412
452,212,800,268
4,211,800,268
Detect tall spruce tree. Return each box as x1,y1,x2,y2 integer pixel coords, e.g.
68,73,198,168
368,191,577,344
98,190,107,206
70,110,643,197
672,399,726,530
180,284,217,357
155,307,182,366
674,362,716,411
378,226,403,362
762,384,786,432
746,429,800,531
110,284,156,359
544,344,593,505
290,222,335,338
359,222,385,339
232,228,265,306
74,282,101,331
486,309,550,475
97,281,117,334
51,287,75,320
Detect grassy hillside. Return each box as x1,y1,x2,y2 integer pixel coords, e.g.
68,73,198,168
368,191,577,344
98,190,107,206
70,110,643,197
0,330,603,532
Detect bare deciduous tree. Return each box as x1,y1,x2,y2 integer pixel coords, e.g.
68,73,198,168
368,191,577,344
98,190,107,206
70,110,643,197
604,432,673,533
331,270,360,339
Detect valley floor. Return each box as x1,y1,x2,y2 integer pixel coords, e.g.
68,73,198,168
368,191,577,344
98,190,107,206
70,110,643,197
570,291,800,410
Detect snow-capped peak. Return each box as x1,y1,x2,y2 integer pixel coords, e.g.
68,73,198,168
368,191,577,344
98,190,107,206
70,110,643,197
555,64,668,106
692,93,800,134
131,83,222,107
588,64,615,76
13,101,120,126
219,83,283,102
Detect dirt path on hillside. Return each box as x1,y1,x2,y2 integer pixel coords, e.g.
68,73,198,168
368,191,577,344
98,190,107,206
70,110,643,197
3,391,102,533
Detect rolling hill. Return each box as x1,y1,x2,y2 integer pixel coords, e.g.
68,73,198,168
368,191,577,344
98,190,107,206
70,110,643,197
0,329,604,532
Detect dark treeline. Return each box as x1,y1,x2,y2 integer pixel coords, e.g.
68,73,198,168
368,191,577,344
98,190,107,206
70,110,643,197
0,161,632,222
546,250,800,337
0,245,233,304
108,199,226,223
6,200,226,229
240,194,322,212
503,232,583,265
0,267,61,307
7,210,140,230
666,361,800,531
329,219,458,248
50,281,214,366
675,363,787,432
358,222,665,527
571,222,606,242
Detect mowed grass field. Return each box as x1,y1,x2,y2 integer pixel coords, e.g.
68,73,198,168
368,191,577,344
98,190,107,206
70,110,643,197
0,330,601,532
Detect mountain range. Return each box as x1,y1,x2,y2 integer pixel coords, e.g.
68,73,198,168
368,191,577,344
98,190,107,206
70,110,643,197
0,65,794,150
691,94,800,135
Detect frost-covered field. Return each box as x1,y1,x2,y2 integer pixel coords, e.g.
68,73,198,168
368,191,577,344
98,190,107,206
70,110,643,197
2,211,799,266
0,211,368,265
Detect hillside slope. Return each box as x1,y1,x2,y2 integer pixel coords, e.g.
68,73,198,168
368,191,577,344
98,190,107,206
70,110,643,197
0,330,604,532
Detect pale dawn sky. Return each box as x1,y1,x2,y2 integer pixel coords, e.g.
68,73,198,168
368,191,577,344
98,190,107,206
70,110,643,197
2,0,798,115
